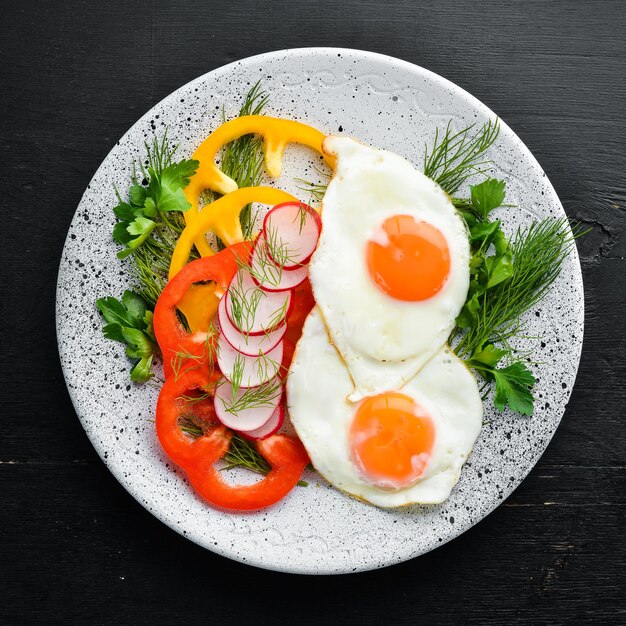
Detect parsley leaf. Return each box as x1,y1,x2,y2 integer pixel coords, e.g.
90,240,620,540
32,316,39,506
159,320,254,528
470,178,506,218
469,343,507,369
456,292,480,329
467,350,536,416
485,249,513,288
113,202,136,221
129,183,147,207
121,290,147,323
162,159,199,188
131,355,154,383
156,168,192,213
114,154,198,258
96,291,157,383
492,362,536,416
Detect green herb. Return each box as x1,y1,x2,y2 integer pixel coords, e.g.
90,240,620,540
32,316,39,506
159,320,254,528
417,116,582,418
455,217,581,359
96,290,157,382
423,120,500,195
207,81,269,240
177,401,308,486
295,179,329,204
223,433,308,487
229,353,246,396
227,272,264,334
264,222,299,268
178,416,204,437
222,376,283,414
451,213,582,415
468,178,506,218
246,235,285,288
99,84,269,383
170,324,219,381
111,131,198,306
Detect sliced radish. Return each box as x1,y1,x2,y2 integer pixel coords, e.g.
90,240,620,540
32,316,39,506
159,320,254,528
262,202,321,270
249,236,309,292
214,377,283,432
217,333,283,388
240,404,284,440
225,268,292,336
217,295,286,356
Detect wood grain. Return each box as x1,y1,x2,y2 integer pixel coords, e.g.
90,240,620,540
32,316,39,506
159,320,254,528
0,0,624,623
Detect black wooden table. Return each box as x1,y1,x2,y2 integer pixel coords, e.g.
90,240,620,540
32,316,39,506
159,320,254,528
2,1,624,623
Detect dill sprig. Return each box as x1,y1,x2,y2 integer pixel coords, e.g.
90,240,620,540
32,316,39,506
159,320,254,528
424,120,500,195
223,375,283,414
222,433,308,487
118,133,197,307
170,323,219,380
178,392,308,485
228,272,264,334
247,236,285,287
208,81,269,240
264,222,300,267
295,178,328,204
178,415,205,437
295,121,499,203
454,217,582,359
222,433,271,473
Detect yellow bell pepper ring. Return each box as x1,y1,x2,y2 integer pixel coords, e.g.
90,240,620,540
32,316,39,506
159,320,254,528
186,115,334,199
170,186,298,279
183,115,333,257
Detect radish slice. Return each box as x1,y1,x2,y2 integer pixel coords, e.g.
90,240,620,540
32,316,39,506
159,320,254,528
249,236,309,292
225,269,292,336
214,377,282,432
240,404,284,440
262,202,321,269
217,295,286,356
217,333,283,388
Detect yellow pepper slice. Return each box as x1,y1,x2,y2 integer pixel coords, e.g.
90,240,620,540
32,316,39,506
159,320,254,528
184,115,334,257
176,282,220,335
170,186,298,279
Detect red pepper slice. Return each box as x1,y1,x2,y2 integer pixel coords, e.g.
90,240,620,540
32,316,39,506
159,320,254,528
153,242,252,378
156,369,309,511
285,278,315,347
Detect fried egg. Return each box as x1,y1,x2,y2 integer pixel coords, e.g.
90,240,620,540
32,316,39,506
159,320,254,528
308,137,470,400
287,308,482,507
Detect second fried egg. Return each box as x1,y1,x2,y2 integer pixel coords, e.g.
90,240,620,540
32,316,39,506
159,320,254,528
287,307,483,507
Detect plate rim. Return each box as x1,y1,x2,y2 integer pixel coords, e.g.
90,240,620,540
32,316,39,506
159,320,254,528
56,46,585,574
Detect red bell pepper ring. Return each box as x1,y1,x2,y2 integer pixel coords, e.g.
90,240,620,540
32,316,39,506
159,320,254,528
154,242,252,379
156,369,310,511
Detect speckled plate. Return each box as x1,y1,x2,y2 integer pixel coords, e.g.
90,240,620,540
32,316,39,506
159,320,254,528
56,48,584,574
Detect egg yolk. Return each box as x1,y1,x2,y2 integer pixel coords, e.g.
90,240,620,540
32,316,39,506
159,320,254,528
366,215,450,301
349,392,435,488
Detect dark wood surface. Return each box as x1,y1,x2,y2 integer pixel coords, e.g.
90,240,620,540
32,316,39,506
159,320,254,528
1,1,624,623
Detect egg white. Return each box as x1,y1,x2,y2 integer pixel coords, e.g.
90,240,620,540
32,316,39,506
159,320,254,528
287,307,483,507
309,137,470,400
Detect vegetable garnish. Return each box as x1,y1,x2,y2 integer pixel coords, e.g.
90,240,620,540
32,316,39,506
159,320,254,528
169,186,297,277
296,121,580,417
223,432,309,488
98,85,270,381
153,242,251,379
423,120,500,196
454,217,584,415
96,290,157,383
156,368,309,510
182,113,332,257
111,131,199,307
449,179,584,415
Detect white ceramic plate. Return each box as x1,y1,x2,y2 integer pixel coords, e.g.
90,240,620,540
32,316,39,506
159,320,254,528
56,48,584,574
